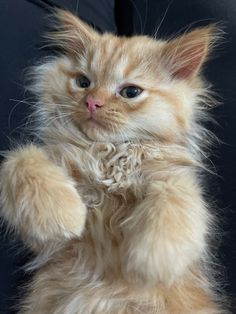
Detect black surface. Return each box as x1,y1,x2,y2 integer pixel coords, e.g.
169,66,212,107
0,0,236,312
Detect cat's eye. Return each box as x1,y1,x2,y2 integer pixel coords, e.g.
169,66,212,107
119,86,143,99
75,75,91,88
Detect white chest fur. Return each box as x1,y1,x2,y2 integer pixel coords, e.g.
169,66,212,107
48,141,162,210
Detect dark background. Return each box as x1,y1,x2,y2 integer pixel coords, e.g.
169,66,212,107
0,0,235,312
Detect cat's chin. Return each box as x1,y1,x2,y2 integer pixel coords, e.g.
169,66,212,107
78,120,153,143
79,122,131,143
79,122,114,142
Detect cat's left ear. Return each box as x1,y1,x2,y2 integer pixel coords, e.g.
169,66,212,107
161,25,219,80
48,9,99,55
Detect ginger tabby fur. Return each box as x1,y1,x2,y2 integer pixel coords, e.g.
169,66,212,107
0,9,228,313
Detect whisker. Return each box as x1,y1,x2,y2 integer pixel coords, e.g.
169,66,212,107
8,97,34,130
129,0,143,34
153,0,174,38
75,0,80,15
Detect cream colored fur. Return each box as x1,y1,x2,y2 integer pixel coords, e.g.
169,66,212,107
0,9,227,314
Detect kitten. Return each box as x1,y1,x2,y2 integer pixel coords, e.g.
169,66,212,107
0,9,227,314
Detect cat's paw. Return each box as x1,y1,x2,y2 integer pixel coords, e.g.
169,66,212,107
0,145,87,245
122,178,206,286
123,232,200,286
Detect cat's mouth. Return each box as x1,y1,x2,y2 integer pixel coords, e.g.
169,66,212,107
71,109,112,141
76,111,125,141
86,116,106,129
76,114,110,141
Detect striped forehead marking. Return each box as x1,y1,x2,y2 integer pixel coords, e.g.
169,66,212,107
88,38,132,85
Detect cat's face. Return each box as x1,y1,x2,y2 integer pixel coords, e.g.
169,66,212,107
36,10,216,143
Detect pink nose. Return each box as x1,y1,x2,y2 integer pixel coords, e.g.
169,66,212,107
86,96,103,113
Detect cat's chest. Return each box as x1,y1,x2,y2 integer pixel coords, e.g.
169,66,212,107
71,142,153,209
79,150,142,209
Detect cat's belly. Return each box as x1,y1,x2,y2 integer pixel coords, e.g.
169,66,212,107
20,240,220,314
20,239,163,314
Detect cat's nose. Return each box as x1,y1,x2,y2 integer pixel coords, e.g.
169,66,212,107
86,96,104,113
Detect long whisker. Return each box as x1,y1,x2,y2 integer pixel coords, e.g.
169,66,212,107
8,98,34,130
153,0,174,38
75,0,80,15
129,0,143,34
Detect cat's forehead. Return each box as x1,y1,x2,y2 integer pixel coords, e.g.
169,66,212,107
81,35,165,84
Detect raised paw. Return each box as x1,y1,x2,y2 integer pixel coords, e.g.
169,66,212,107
0,145,87,248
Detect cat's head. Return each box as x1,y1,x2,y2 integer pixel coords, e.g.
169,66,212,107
32,10,218,144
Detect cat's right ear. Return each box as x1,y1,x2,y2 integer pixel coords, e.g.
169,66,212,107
47,9,99,55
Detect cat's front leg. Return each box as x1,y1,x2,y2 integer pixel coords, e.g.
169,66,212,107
0,145,86,251
121,171,208,286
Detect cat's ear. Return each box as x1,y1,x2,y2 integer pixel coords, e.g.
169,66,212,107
161,26,219,80
47,9,99,55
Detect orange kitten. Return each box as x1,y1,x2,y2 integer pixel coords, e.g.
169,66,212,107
0,9,228,313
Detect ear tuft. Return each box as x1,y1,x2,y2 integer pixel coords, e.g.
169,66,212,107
161,25,221,80
46,9,99,55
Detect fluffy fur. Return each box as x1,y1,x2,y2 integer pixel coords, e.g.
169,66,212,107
0,9,227,313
